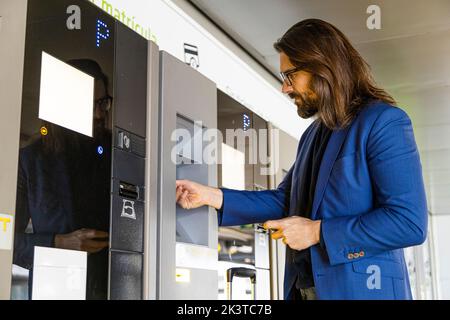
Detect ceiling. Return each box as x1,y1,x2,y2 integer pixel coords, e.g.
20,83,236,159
190,0,450,78
189,0,450,216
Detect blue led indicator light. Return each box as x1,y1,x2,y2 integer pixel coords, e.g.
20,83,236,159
97,146,104,155
96,19,110,48
243,114,251,131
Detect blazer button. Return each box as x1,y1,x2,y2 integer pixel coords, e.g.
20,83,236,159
359,251,365,257
353,252,360,259
347,253,354,260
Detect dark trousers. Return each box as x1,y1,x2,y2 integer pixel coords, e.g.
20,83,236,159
292,287,317,300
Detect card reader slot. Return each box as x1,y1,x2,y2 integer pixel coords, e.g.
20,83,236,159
119,181,139,200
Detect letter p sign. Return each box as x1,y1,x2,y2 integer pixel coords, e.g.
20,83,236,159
96,19,110,48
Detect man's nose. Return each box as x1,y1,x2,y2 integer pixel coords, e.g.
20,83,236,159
281,81,293,94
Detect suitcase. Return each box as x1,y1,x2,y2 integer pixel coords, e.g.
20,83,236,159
226,267,256,300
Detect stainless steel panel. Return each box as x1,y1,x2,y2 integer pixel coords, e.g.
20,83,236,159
158,51,218,299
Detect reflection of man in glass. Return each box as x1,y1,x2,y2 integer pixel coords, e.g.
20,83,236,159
14,59,112,300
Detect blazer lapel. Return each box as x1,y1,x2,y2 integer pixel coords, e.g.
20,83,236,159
311,125,351,220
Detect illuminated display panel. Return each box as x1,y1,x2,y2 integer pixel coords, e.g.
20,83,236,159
38,51,95,137
221,143,245,190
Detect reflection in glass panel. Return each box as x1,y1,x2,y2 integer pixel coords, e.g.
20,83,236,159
12,0,115,300
217,89,271,299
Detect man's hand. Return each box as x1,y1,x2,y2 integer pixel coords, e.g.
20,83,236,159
176,180,223,210
264,216,321,251
54,229,109,254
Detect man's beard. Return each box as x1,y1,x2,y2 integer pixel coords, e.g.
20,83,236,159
289,91,319,119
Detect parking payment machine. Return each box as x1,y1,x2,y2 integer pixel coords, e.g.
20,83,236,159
1,0,219,300
158,52,219,300
0,0,159,300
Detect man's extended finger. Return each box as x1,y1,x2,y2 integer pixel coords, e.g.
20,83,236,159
85,240,109,250
181,190,189,204
92,230,109,239
177,190,188,209
79,229,95,239
176,180,189,189
176,180,185,187
176,186,183,201
83,230,108,239
85,243,109,254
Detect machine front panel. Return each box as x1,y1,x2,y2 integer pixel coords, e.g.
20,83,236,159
12,0,148,300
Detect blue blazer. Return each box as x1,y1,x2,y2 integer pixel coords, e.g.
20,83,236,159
219,101,428,300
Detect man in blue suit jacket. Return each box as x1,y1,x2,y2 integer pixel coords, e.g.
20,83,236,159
176,19,427,300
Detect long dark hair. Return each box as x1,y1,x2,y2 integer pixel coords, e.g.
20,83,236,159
274,19,395,129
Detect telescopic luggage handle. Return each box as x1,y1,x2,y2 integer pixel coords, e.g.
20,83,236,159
226,267,256,300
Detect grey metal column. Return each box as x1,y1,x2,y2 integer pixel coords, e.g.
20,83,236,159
268,124,299,300
158,52,218,299
143,40,160,300
0,0,27,300
267,122,280,300
252,114,271,300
